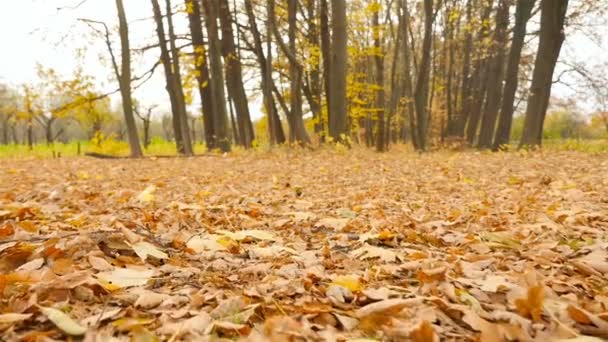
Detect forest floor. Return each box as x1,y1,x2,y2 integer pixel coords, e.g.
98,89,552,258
0,149,607,341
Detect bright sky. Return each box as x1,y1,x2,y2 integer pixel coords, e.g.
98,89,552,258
0,0,193,115
0,0,606,116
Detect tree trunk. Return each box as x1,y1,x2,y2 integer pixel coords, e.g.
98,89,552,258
165,0,193,155
27,117,33,150
115,0,143,157
306,0,323,140
185,0,216,150
320,0,331,140
477,0,510,149
1,118,8,144
413,0,434,151
328,0,348,143
519,0,568,147
45,118,54,145
373,4,385,152
143,119,150,148
465,0,494,145
202,0,231,152
151,0,187,154
401,0,418,149
493,0,536,149
268,0,310,144
387,3,404,146
453,0,474,137
244,0,285,145
218,0,254,148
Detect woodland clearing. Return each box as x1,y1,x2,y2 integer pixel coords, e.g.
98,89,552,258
1,149,608,341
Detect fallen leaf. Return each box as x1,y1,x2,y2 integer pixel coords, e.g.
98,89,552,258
351,244,398,262
136,185,156,203
129,241,168,261
39,306,87,336
0,313,32,324
96,268,154,290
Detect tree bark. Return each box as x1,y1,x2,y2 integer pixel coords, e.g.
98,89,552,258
243,0,285,145
401,0,418,149
519,0,568,147
268,0,310,144
328,0,348,143
185,0,216,150
453,0,474,137
319,0,331,141
465,0,494,145
413,0,435,151
151,0,188,154
477,0,510,148
305,0,323,140
165,0,193,155
493,0,536,149
373,4,385,152
202,0,231,152
114,0,143,157
218,0,254,148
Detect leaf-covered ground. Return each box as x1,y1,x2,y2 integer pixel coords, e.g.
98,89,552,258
1,149,608,341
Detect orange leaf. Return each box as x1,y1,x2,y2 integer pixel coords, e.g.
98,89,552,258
410,320,438,342
567,305,592,325
0,222,15,238
51,258,73,275
515,285,544,322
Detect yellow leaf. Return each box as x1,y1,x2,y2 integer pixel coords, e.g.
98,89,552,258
332,275,364,292
39,306,87,336
112,317,156,332
136,185,156,203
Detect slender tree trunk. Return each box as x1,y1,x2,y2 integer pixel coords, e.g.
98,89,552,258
328,0,348,143
320,0,331,140
1,118,8,144
401,0,418,149
11,123,19,145
218,0,254,148
45,118,55,145
306,0,323,140
151,0,187,154
477,0,510,148
453,0,474,137
185,0,216,150
465,0,493,144
413,0,435,151
244,0,285,145
143,119,150,148
493,0,536,149
519,0,568,147
114,0,143,157
268,0,310,144
27,117,33,150
165,0,193,155
387,3,404,146
373,4,385,152
202,0,231,152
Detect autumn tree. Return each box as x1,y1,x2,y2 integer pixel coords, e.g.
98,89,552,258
520,0,569,147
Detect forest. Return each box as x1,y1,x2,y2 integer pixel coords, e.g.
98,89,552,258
0,0,608,341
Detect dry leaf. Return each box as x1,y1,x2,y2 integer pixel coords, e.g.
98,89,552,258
39,306,87,336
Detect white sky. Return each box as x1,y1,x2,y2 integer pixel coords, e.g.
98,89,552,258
0,0,606,117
